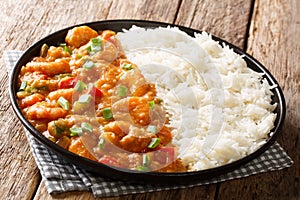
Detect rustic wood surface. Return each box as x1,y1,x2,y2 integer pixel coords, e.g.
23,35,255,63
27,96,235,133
0,0,299,199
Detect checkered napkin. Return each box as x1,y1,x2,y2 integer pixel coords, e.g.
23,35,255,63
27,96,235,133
4,51,294,197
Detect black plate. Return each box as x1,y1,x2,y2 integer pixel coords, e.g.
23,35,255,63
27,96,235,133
9,20,286,184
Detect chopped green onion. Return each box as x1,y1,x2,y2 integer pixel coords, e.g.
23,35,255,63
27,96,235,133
60,43,72,54
54,121,66,135
73,101,86,113
149,100,155,109
70,127,83,136
74,80,85,92
121,63,133,70
57,96,70,110
118,85,127,97
98,138,105,149
25,86,32,93
78,94,92,104
83,60,95,70
86,46,92,53
91,44,101,52
147,138,160,149
81,122,93,133
91,38,100,43
142,154,150,167
90,38,102,52
102,107,113,120
19,81,27,91
147,125,157,134
136,166,149,172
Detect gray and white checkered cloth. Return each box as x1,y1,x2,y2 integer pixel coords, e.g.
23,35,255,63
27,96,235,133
4,51,293,197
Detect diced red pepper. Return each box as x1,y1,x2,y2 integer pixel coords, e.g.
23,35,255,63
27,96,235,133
88,85,103,99
154,147,176,165
161,147,176,161
99,155,123,168
58,77,77,89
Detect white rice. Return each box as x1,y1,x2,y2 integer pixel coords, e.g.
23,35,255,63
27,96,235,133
116,26,277,171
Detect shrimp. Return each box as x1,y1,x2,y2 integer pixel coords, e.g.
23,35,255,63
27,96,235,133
96,63,123,96
46,46,70,61
25,102,67,120
69,55,85,70
68,136,97,161
22,59,71,76
102,121,155,153
30,119,49,133
20,71,48,83
65,26,98,48
93,40,118,62
100,30,125,59
118,132,154,153
30,79,59,92
117,67,156,100
112,97,151,126
19,93,45,109
156,126,172,146
47,118,74,138
132,83,156,100
100,30,116,40
102,130,154,153
47,88,74,103
103,121,129,138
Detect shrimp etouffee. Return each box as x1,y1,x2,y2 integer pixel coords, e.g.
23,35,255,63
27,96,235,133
17,26,186,172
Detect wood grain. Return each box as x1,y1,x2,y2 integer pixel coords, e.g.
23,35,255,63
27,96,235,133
175,0,253,49
0,0,113,52
0,107,41,200
0,68,10,111
217,0,300,199
107,0,181,23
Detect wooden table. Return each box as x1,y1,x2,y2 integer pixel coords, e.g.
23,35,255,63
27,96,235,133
0,0,299,199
